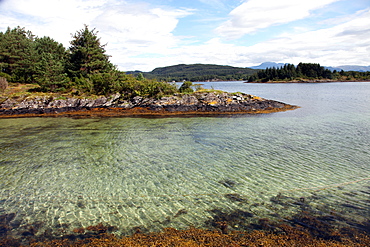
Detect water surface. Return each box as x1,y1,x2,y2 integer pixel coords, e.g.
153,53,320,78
0,82,369,238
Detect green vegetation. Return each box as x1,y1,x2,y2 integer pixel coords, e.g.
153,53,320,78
178,81,194,93
0,26,177,98
247,63,370,82
128,64,256,82
34,36,69,92
0,27,36,84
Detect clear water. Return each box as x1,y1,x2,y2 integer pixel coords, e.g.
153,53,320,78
0,82,369,237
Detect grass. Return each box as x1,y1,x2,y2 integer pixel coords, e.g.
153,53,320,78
195,89,225,94
0,83,105,103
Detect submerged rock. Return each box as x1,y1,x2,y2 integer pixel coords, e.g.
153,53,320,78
218,179,238,188
224,193,248,203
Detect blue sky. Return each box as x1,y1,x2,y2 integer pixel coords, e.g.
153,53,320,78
1,0,369,71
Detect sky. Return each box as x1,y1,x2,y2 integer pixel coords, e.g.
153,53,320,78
0,0,369,71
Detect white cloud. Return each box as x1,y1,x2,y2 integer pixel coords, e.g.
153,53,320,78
139,7,370,71
0,0,105,45
229,7,370,67
1,0,369,71
0,0,194,71
118,11,370,70
216,0,340,39
90,2,194,70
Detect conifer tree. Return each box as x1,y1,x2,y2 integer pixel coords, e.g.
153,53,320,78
67,25,113,79
33,37,69,91
0,27,37,83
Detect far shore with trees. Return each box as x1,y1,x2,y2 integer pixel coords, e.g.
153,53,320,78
246,63,370,83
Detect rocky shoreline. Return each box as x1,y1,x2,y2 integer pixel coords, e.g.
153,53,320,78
0,92,298,118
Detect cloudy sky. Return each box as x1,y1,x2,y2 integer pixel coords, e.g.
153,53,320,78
1,0,369,71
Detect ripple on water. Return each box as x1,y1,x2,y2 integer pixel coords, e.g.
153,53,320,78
0,83,370,239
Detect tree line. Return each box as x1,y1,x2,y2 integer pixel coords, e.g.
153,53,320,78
247,63,370,82
0,26,177,98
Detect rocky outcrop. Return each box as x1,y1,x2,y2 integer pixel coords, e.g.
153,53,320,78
0,92,298,117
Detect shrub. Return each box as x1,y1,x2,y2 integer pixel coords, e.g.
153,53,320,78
179,81,194,93
111,74,177,99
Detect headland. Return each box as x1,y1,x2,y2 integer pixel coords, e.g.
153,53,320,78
0,92,298,118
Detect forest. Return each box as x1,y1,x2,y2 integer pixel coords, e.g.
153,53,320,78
247,63,370,82
0,26,178,98
128,64,256,82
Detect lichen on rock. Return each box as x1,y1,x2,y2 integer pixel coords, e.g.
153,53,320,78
0,92,298,118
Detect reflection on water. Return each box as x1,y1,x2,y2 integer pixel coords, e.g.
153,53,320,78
0,82,369,242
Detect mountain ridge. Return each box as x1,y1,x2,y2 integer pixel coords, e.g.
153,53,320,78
127,63,256,82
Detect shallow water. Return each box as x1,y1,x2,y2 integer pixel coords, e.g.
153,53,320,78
0,82,369,237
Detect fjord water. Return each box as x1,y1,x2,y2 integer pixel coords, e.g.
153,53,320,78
0,82,369,237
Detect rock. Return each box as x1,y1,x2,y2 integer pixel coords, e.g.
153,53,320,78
0,92,298,117
103,93,121,107
0,98,18,108
131,96,143,105
179,94,198,105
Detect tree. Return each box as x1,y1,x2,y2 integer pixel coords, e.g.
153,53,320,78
33,37,69,91
67,25,114,79
247,63,336,82
67,25,116,94
0,27,37,83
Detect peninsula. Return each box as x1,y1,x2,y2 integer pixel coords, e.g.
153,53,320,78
0,91,298,118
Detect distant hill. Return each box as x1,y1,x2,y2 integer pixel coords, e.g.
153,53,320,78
248,62,287,70
325,65,370,72
126,64,256,82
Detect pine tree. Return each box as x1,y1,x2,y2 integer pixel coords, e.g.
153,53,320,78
33,37,69,91
67,25,113,79
0,27,37,83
